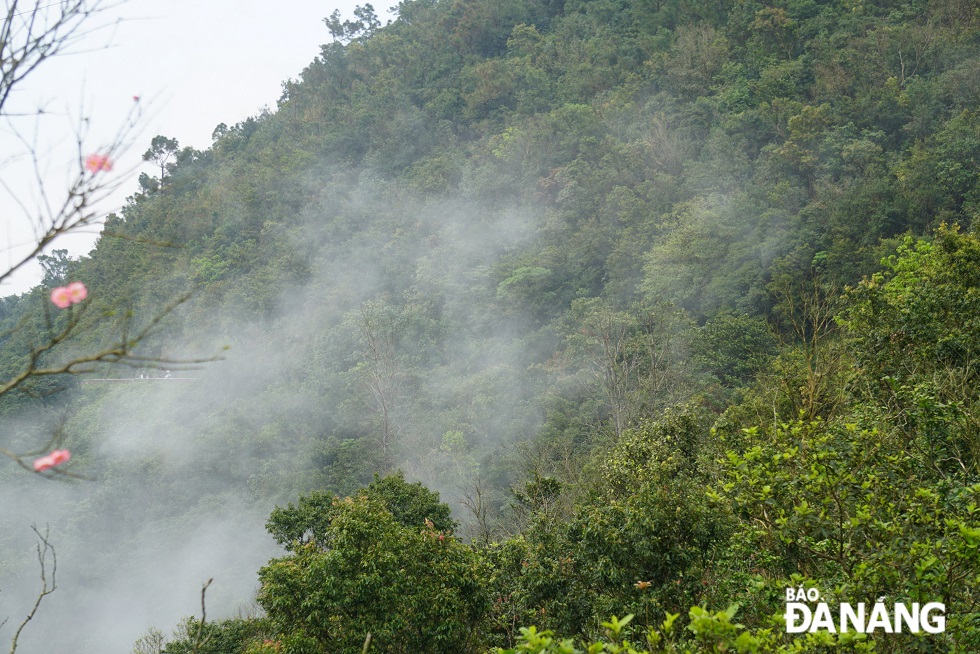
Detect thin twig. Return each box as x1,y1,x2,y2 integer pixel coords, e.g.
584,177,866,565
189,578,213,654
7,526,57,654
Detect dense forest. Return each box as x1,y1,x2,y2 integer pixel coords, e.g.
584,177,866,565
1,0,979,652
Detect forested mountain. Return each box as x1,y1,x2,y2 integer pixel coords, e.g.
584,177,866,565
1,0,979,652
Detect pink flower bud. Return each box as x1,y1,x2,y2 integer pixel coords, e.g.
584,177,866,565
33,449,71,472
84,154,113,173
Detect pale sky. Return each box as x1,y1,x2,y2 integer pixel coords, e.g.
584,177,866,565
1,0,400,297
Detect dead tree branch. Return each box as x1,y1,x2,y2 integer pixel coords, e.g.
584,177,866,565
6,526,57,654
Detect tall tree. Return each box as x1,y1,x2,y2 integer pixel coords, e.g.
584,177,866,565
142,135,180,185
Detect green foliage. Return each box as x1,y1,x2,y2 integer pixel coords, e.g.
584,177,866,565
496,605,865,653
715,418,980,650
483,409,728,642
842,225,980,472
557,298,691,437
265,490,339,551
361,470,456,533
845,226,980,375
143,135,181,182
258,494,487,654
640,194,785,318
161,618,270,654
265,471,455,551
324,5,382,43
497,266,559,323
691,313,777,388
896,110,980,225
597,408,709,497
37,249,72,287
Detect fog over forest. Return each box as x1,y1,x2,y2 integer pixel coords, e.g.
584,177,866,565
2,180,548,652
2,0,979,652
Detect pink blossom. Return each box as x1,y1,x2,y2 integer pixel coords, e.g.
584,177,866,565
65,281,88,303
84,153,113,173
33,449,71,472
50,286,72,308
49,281,87,308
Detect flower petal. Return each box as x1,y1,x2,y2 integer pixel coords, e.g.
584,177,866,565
84,154,113,173
33,449,70,472
66,281,88,303
50,287,72,309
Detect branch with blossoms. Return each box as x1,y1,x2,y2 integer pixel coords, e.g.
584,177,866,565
0,284,221,475
0,3,222,651
0,417,83,478
0,98,144,288
1,285,190,397
1,1,138,288
0,2,225,477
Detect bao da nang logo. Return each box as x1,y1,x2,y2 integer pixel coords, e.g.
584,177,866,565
784,588,945,634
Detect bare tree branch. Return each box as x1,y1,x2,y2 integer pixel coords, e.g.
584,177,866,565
190,578,213,654
6,526,57,654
